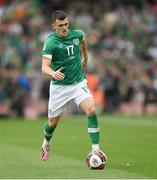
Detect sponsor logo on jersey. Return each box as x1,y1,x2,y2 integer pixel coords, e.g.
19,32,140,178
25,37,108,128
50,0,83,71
59,44,64,48
73,38,79,46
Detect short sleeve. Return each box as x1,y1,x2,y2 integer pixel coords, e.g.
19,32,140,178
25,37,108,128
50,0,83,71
75,30,84,42
42,38,53,59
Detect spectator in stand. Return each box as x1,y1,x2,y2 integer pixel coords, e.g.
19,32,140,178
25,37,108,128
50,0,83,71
1,0,157,117
86,72,105,114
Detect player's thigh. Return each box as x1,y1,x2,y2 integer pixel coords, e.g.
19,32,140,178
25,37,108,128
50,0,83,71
80,97,96,115
48,83,67,117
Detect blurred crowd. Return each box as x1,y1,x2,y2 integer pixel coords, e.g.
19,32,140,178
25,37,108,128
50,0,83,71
1,0,157,118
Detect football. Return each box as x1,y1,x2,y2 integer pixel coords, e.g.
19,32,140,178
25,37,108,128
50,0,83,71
86,150,107,169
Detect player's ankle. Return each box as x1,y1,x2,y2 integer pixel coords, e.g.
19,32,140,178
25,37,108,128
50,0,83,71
92,144,100,151
43,138,51,145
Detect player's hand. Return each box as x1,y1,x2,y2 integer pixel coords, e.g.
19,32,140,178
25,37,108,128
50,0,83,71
52,67,65,80
82,58,87,68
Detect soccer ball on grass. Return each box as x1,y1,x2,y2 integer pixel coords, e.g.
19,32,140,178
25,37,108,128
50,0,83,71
86,150,107,169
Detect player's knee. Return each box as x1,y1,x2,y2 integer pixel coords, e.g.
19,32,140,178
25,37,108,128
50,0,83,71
48,118,59,127
86,106,96,116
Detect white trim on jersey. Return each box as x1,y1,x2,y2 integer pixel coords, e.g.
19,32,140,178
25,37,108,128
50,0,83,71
43,54,52,59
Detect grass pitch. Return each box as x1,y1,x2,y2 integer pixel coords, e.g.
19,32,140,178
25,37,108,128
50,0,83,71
0,115,157,179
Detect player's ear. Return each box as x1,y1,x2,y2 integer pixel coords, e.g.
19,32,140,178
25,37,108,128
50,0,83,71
52,23,56,30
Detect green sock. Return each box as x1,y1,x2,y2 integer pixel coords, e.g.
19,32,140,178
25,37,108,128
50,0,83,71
87,114,100,144
44,122,56,141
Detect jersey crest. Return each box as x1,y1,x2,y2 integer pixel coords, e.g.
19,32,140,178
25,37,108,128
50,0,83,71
73,38,80,46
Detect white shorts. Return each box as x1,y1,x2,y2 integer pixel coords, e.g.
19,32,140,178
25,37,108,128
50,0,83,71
48,79,93,118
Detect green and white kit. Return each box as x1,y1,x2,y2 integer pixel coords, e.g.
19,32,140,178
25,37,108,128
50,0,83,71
42,29,93,118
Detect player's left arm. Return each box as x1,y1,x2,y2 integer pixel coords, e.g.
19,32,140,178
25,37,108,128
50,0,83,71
81,34,88,68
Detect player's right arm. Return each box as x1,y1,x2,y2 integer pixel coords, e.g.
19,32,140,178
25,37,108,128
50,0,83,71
42,37,65,80
42,57,65,80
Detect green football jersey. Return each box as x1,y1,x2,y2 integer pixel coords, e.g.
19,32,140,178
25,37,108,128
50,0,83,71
42,29,85,85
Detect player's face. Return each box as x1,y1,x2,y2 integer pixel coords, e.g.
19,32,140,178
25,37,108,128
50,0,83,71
54,18,69,37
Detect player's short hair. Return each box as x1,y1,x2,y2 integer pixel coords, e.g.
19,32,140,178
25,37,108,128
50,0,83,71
52,10,67,23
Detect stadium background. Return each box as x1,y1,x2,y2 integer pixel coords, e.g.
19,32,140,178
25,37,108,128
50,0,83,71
0,0,157,179
1,0,157,118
